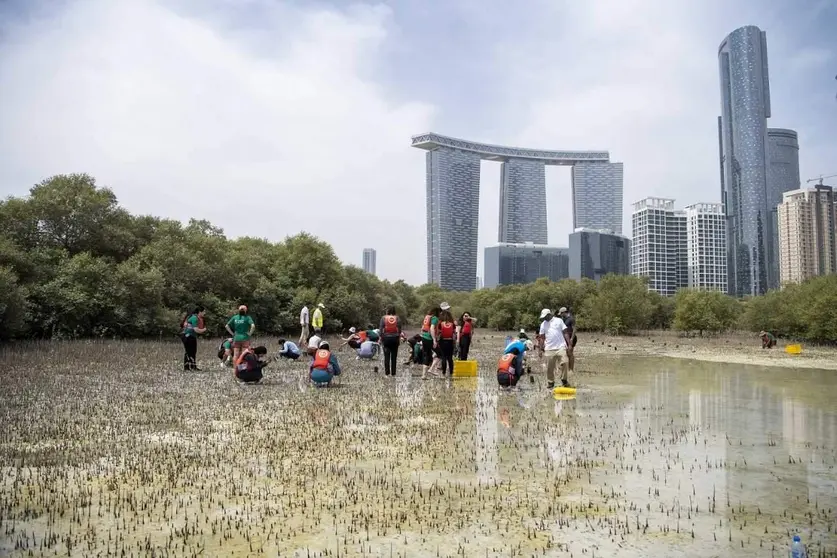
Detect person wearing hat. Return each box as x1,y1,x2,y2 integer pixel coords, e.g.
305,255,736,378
503,335,530,380
341,327,364,350
760,331,776,349
225,305,256,365
558,307,577,375
309,341,342,386
538,308,573,389
312,303,325,334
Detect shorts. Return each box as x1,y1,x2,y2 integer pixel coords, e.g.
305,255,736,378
233,340,251,350
310,368,333,384
421,337,434,365
497,372,518,387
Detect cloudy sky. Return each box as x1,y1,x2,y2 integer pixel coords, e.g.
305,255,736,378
1,0,835,285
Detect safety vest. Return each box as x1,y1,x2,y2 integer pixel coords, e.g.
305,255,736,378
461,320,472,336
235,348,254,373
497,353,515,373
312,349,331,370
357,331,368,343
438,321,455,340
421,315,432,332
383,315,399,335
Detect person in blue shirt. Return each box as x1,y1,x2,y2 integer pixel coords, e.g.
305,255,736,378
504,337,530,379
277,338,301,360
309,341,342,386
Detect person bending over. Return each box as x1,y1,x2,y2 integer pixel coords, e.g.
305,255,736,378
217,337,233,368
403,334,423,366
310,341,342,386
277,338,301,360
503,337,529,380
760,331,777,349
234,345,270,384
356,340,379,360
497,348,523,388
342,327,365,350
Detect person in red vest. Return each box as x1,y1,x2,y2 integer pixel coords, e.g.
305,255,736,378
233,345,269,384
436,308,457,376
420,306,441,379
309,341,342,386
497,347,523,388
379,306,402,376
457,312,476,360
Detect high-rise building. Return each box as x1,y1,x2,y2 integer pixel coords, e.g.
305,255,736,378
631,198,687,296
571,162,625,234
498,159,547,244
777,186,837,285
718,25,773,296
484,243,569,288
766,128,801,285
568,228,631,282
685,203,728,292
413,133,621,291
362,248,377,276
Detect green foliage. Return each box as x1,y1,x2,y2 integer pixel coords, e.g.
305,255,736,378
581,275,653,333
0,266,30,339
673,289,740,334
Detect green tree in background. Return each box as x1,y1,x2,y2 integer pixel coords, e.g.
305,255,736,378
673,289,740,335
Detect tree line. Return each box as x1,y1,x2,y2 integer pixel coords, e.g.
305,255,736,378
1,174,835,343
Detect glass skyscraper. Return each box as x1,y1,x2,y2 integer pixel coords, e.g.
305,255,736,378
766,128,801,286
484,243,569,288
568,228,630,282
498,159,548,244
571,163,625,234
718,25,772,296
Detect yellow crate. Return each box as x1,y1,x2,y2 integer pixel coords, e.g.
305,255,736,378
453,360,478,377
785,344,802,355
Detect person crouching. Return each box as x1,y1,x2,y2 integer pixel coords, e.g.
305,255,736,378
310,341,342,387
497,348,523,388
277,338,301,360
234,345,269,384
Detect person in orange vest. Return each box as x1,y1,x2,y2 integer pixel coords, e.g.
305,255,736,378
233,345,270,384
436,307,457,376
420,306,441,379
342,327,365,349
309,341,342,386
379,306,402,376
497,347,523,388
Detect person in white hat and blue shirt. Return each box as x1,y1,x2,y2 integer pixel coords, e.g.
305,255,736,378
538,308,573,389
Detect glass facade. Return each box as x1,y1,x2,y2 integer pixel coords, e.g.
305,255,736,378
766,128,801,286
498,158,548,244
362,248,376,276
568,229,630,282
571,163,624,234
484,244,569,288
426,148,481,291
718,25,772,296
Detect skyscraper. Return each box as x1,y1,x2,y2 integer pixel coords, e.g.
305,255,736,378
484,243,569,288
766,128,801,284
413,133,620,291
685,203,728,292
568,228,630,282
362,248,377,276
498,159,547,244
571,163,625,234
718,25,772,296
631,198,687,296
777,186,837,285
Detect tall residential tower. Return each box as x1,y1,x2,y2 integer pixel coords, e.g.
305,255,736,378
362,248,377,276
777,186,837,285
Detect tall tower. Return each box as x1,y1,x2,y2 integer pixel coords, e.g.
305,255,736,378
362,248,377,276
766,128,801,286
498,159,547,243
685,203,728,292
631,198,687,296
572,163,624,234
778,186,837,285
718,25,772,296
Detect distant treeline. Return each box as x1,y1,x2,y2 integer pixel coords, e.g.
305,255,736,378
1,174,835,343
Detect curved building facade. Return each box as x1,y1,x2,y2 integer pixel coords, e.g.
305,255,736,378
766,128,801,286
413,133,623,291
718,25,772,296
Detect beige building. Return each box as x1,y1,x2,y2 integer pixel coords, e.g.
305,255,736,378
777,186,837,286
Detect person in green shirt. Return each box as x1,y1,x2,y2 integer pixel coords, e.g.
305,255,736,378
217,337,233,368
420,306,441,379
226,305,256,364
181,306,206,371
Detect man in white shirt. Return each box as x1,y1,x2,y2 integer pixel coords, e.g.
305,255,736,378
299,304,310,347
538,308,573,389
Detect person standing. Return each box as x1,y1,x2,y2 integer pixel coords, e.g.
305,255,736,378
181,307,206,371
312,303,325,334
558,307,577,376
298,304,310,347
379,307,402,376
226,305,255,365
538,308,573,389
458,312,475,361
420,306,440,379
436,307,457,376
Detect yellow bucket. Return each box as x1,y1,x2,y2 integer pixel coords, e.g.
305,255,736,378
785,344,802,355
553,386,577,396
453,360,478,377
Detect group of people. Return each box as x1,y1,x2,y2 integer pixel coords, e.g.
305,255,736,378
180,300,578,390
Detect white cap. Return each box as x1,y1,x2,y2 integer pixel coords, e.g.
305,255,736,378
318,303,325,308
348,327,356,333
539,308,551,319
440,301,451,310
519,328,526,334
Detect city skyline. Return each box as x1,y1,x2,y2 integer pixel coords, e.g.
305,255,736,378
0,1,834,285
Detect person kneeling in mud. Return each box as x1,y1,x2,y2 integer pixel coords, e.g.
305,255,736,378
310,341,342,386
277,338,301,360
356,338,379,360
760,331,777,349
497,347,524,388
403,334,423,366
234,345,270,384
218,337,233,367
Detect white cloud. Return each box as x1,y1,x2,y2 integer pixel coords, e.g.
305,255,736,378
0,0,434,283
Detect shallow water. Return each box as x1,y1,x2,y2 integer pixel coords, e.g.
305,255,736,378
0,341,836,556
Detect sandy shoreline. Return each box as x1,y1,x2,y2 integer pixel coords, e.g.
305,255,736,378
573,331,837,371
